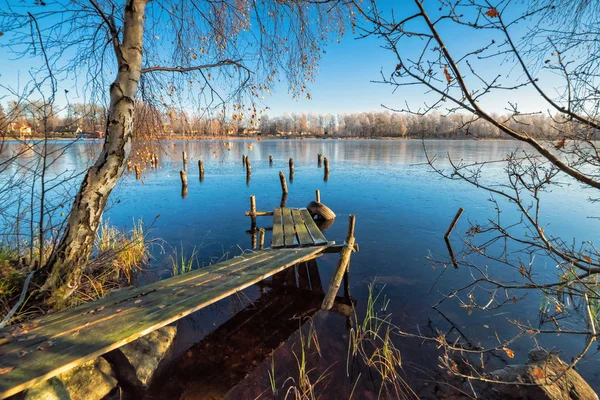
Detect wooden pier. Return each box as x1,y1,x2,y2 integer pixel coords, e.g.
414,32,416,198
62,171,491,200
0,198,358,399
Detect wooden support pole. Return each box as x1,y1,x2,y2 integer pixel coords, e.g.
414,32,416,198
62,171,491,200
250,195,256,228
315,189,321,203
279,170,288,194
246,158,252,181
259,228,265,250
318,153,323,167
280,192,288,208
269,155,273,166
180,170,188,188
322,214,356,310
134,164,141,180
444,207,464,239
198,160,204,181
182,151,187,169
180,170,188,199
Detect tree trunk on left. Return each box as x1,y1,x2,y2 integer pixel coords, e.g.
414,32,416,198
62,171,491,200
43,0,148,308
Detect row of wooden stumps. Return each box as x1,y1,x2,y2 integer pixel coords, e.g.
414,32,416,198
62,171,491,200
242,153,330,182
179,158,206,198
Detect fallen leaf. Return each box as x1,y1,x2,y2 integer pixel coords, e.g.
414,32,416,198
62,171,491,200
502,347,515,359
0,367,14,375
555,138,566,150
533,367,544,379
485,8,500,18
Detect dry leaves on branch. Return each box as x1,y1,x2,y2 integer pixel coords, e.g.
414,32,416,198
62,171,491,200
485,8,500,18
443,66,453,84
502,347,515,359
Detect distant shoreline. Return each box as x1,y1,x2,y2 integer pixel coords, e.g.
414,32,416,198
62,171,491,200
3,134,518,142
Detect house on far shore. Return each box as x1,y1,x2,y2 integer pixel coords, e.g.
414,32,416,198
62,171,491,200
9,122,33,136
237,127,260,135
77,130,104,139
55,125,82,136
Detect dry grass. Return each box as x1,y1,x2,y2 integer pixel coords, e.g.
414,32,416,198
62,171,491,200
283,318,333,400
170,244,198,276
74,219,151,303
347,283,418,399
96,218,149,283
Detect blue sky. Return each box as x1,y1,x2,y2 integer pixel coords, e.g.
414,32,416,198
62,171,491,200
0,0,555,117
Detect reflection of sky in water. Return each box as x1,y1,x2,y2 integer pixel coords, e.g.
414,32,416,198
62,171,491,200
1,139,598,389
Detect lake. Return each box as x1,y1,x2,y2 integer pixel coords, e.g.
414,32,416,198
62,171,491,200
1,139,598,397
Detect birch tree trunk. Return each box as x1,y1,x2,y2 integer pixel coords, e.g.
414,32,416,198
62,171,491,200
43,0,148,307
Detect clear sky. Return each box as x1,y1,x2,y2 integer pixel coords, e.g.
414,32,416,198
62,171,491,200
0,0,554,118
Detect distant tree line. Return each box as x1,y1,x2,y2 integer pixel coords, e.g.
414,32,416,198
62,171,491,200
259,111,570,139
1,99,572,139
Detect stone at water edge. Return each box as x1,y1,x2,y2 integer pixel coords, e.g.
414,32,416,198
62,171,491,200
25,357,117,400
118,325,177,386
468,349,598,400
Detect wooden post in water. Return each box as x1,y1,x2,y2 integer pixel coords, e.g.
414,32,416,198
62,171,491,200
153,153,158,169
280,192,288,208
444,207,464,239
289,157,294,183
134,164,141,180
180,170,188,188
198,160,204,182
323,157,329,182
279,171,288,194
242,154,247,167
318,153,323,167
249,195,257,229
182,151,187,169
322,214,356,310
315,189,321,203
246,158,252,183
180,170,188,198
259,228,265,250
269,155,273,166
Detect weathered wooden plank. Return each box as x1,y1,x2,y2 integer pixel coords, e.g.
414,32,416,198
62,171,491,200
299,209,328,245
281,208,297,247
272,208,284,248
292,208,313,246
0,246,328,400
0,251,273,348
